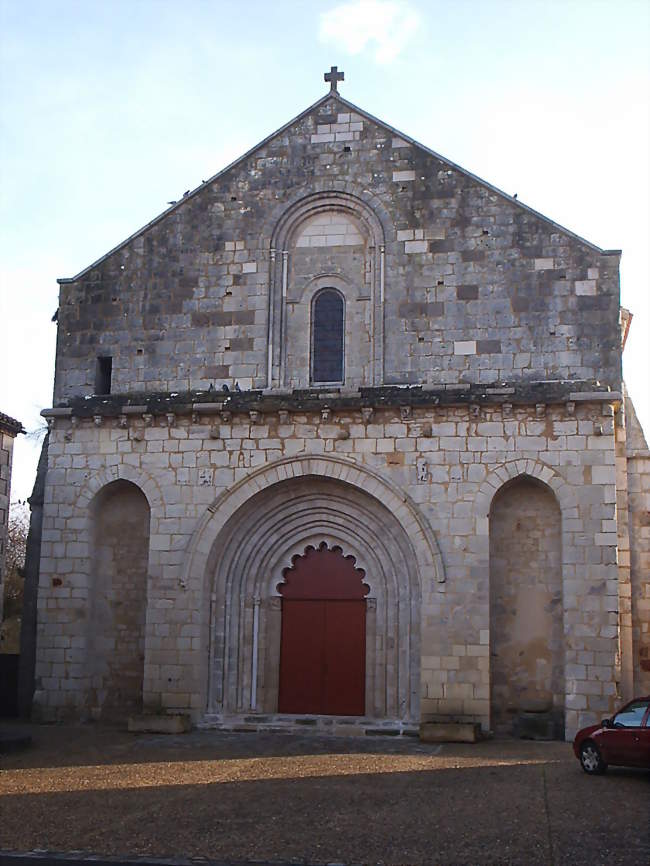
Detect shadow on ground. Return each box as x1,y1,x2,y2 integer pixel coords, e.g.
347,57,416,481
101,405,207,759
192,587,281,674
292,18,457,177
1,724,648,865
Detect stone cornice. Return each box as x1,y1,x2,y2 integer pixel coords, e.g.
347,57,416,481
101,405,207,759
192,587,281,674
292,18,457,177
41,381,621,423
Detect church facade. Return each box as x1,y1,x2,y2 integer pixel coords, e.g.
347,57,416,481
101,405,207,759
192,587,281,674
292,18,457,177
34,72,649,739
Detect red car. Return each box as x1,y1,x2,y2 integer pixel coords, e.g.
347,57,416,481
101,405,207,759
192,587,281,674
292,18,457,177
573,696,650,774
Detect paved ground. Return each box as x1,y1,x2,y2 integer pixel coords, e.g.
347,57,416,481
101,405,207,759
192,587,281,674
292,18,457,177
0,723,648,865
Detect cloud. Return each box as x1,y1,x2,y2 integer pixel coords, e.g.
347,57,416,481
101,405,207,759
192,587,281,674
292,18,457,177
319,0,420,64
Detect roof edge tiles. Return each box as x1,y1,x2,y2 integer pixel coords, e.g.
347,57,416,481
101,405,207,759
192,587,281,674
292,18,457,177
0,412,25,436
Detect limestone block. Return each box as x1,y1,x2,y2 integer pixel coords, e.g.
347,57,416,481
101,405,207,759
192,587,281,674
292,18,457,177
419,722,481,743
404,239,428,253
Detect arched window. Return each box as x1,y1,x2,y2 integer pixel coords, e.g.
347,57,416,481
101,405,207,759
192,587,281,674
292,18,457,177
311,289,344,384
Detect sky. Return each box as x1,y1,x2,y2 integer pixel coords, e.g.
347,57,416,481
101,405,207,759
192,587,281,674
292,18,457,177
1,0,649,504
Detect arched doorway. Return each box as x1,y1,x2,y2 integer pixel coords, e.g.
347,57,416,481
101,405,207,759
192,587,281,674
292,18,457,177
278,543,369,715
200,468,427,724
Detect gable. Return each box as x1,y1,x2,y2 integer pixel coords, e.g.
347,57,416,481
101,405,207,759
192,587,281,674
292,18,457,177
52,89,622,402
58,91,614,287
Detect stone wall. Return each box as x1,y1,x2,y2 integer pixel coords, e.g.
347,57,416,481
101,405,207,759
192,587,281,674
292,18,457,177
35,397,624,737
53,95,621,401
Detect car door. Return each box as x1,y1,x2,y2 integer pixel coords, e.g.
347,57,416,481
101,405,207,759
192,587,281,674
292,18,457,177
598,700,650,767
636,705,650,769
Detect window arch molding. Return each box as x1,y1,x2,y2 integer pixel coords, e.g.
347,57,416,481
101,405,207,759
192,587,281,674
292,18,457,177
295,271,359,305
267,191,387,389
311,286,346,385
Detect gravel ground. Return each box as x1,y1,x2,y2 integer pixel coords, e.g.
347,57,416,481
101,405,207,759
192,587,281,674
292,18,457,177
1,723,649,865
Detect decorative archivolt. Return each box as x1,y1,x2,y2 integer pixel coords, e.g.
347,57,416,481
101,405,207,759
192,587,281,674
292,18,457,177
208,481,419,603
181,454,445,593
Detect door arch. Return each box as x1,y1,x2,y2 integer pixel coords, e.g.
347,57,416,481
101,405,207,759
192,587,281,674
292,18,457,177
199,467,427,723
278,543,369,715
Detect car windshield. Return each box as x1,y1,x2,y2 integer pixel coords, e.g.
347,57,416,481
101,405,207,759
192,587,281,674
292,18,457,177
613,701,649,727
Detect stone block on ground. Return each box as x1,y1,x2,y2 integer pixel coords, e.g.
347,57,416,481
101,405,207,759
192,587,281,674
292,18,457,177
128,714,191,734
419,722,481,743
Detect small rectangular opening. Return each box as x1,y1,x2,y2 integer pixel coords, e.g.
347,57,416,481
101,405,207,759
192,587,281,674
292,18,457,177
95,356,112,394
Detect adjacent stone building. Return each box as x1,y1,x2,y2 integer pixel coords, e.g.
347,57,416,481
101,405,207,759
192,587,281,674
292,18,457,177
0,412,24,627
33,71,649,738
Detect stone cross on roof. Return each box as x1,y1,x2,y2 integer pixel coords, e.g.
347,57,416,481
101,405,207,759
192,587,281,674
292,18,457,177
324,66,344,93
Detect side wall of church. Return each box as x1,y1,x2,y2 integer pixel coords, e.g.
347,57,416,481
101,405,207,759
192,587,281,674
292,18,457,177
627,452,650,695
52,99,621,400
34,399,623,738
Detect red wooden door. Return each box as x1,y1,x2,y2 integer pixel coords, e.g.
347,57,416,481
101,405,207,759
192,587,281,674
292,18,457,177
323,600,366,715
277,543,368,716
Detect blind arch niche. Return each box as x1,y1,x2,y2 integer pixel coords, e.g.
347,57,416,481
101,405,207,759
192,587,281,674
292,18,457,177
268,191,387,389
